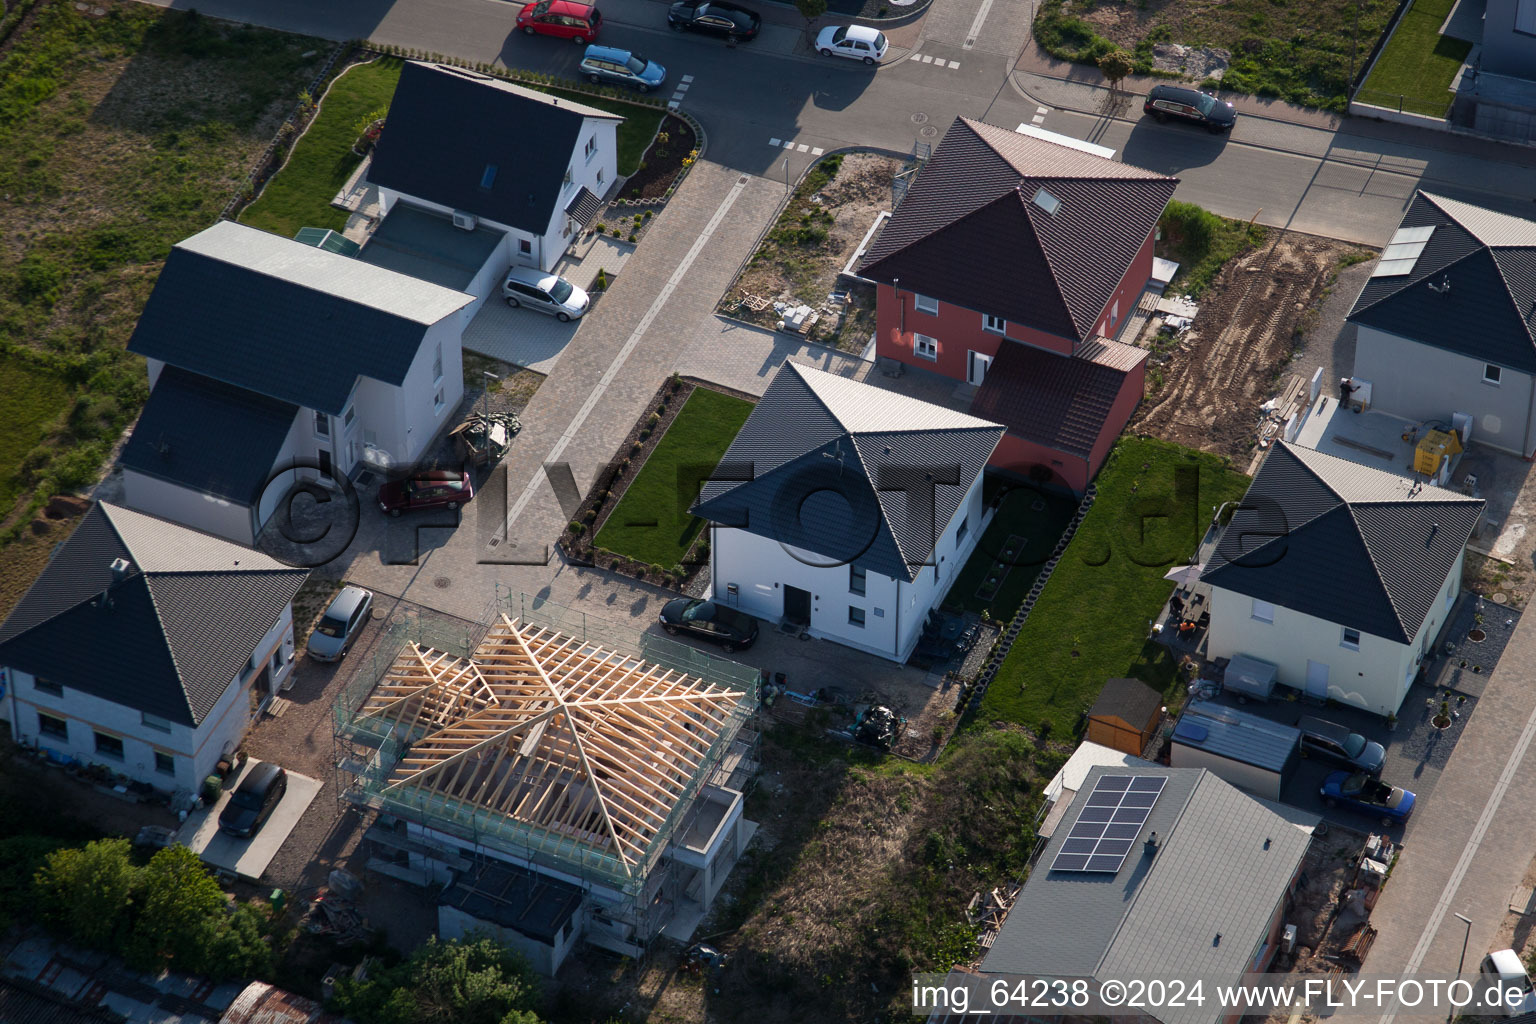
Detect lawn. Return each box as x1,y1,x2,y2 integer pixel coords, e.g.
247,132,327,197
946,482,1079,622
242,61,665,239
0,4,325,538
1358,0,1472,117
976,437,1251,738
1033,0,1398,111
594,388,754,569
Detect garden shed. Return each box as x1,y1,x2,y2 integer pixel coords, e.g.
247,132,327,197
1085,677,1164,755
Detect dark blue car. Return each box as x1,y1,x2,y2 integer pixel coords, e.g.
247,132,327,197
1320,771,1415,825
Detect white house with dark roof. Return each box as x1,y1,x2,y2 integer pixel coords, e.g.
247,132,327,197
1200,442,1483,716
976,765,1316,1024
1348,191,1536,458
365,62,622,282
0,502,308,793
119,219,475,544
692,362,1004,662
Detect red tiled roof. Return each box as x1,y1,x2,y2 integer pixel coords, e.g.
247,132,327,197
861,117,1178,343
968,338,1146,458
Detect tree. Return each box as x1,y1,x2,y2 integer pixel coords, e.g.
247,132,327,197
1097,49,1135,92
128,845,226,972
34,838,136,947
330,935,543,1024
795,0,827,35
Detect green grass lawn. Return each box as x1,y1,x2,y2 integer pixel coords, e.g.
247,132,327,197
1358,0,1472,117
0,358,70,513
242,61,665,238
976,437,1251,738
594,388,754,569
946,484,1079,622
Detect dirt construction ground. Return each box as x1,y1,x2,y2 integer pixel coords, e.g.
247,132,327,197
1133,231,1365,457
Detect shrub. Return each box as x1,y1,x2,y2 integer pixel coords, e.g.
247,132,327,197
633,213,644,224
628,232,637,242
647,412,660,427
612,227,623,237
595,222,605,233
649,563,666,577
34,838,136,948
643,210,653,221
638,428,651,441
631,440,643,453
569,521,585,534
582,509,596,522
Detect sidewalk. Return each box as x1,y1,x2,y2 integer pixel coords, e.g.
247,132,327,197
1011,38,1344,131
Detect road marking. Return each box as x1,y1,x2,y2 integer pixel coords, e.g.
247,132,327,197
499,175,753,539
681,74,694,83
908,52,922,61
782,139,795,148
962,0,999,50
674,82,690,92
668,100,679,110
1037,105,1048,114
1376,686,1536,1024
920,54,933,63
796,143,809,152
768,137,781,147
811,147,825,155
947,59,960,69
908,53,959,69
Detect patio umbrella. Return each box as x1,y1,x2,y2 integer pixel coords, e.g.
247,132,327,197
1163,563,1204,588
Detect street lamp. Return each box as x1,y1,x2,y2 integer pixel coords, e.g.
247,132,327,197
481,370,499,421
1451,912,1473,1023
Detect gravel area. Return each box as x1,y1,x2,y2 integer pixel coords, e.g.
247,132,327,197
1288,253,1377,390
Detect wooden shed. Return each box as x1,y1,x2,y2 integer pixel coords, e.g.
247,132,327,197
1085,677,1164,755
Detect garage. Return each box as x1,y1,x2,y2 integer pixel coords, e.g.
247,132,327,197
1169,701,1300,800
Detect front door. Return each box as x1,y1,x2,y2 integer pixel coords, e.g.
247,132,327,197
967,351,992,387
318,448,333,480
1305,659,1329,700
783,585,811,625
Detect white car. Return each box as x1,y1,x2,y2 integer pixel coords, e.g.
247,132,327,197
501,265,591,321
815,24,887,64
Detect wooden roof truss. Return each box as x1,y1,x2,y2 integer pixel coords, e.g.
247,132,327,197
356,615,747,877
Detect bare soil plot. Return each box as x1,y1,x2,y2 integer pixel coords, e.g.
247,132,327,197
1133,231,1363,457
720,151,901,354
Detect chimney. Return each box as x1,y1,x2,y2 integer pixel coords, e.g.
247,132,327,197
1144,831,1160,855
110,557,130,583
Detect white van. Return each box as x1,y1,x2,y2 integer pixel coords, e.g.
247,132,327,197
501,266,590,321
1479,948,1536,1016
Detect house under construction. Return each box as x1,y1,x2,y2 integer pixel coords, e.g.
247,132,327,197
332,598,759,970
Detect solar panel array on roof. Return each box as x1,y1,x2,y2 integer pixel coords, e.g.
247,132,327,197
1051,774,1167,872
1374,224,1435,277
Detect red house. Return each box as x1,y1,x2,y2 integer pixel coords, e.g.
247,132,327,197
859,117,1179,493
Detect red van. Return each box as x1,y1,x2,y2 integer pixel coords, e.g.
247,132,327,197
517,0,602,43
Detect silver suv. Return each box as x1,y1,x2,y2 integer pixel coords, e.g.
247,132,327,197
501,265,590,321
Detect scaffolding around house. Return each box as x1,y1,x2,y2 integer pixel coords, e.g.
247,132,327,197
332,593,758,904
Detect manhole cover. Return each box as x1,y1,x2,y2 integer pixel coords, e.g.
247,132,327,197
919,125,939,138
434,576,452,589
1494,592,1509,604
911,111,929,124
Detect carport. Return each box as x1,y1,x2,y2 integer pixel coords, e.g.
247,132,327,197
1169,701,1300,800
175,759,322,882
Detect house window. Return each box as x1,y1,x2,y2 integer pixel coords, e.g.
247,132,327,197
1518,0,1536,34
94,732,124,760
584,135,598,160
342,403,356,429
314,410,330,438
1341,627,1361,650
596,166,604,185
850,564,866,596
914,293,938,315
1484,363,1502,385
480,163,498,189
1251,598,1275,623
37,712,66,740
1110,299,1120,327
433,342,443,384
434,387,445,415
848,606,865,628
154,751,175,776
519,238,532,255
983,314,1005,334
956,513,969,542
34,675,61,696
914,334,938,361
563,166,573,186
141,712,172,733
271,647,283,673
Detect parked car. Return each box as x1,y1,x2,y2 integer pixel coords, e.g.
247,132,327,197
667,0,760,40
1319,771,1415,825
307,586,374,663
218,762,288,839
378,468,475,517
1480,948,1536,1015
579,44,667,92
1143,84,1237,133
516,0,602,43
502,266,590,321
1298,716,1386,775
659,598,759,652
815,24,887,64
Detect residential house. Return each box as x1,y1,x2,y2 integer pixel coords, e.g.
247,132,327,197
1348,191,1536,457
0,502,308,794
691,361,1004,662
119,219,475,545
1200,442,1483,716
365,61,622,292
335,609,758,969
1084,676,1164,756
1456,0,1536,142
1037,740,1156,840
858,117,1178,492
978,765,1316,1024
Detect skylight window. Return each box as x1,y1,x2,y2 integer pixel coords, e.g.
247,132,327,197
480,163,498,189
1372,224,1433,277
1031,187,1061,216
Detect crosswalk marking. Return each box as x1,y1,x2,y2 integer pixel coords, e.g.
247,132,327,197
764,139,830,158
947,60,960,68
811,147,825,156
768,137,781,147
907,52,960,70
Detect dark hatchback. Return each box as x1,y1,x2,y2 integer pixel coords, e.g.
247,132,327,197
218,762,288,839
659,599,759,652
378,468,474,516
667,0,760,39
1143,84,1237,133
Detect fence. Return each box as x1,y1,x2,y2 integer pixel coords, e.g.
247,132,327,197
1352,86,1453,118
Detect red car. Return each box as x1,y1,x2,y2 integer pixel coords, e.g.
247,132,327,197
378,469,474,516
516,0,602,42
